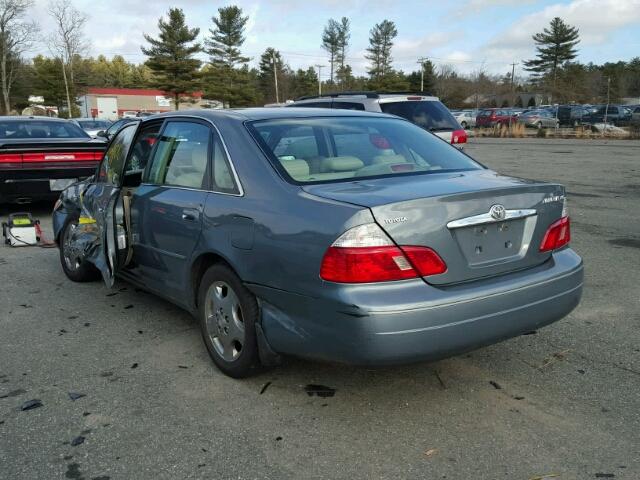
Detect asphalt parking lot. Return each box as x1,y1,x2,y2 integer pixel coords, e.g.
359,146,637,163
1,137,639,480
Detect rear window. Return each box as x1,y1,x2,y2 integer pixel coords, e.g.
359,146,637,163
249,116,481,184
379,100,459,131
0,120,89,139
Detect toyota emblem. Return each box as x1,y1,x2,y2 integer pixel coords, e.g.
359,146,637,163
489,204,506,220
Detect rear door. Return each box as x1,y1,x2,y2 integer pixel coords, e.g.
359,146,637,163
130,119,211,302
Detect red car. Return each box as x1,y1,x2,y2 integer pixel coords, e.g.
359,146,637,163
476,108,518,128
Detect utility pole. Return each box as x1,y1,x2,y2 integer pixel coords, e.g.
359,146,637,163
508,62,518,131
271,53,280,104
417,57,428,92
604,77,611,127
314,64,324,95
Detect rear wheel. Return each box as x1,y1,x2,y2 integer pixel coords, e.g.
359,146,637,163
198,263,262,378
59,215,100,282
536,121,543,129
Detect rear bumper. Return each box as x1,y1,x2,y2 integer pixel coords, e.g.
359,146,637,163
251,248,583,365
0,167,94,203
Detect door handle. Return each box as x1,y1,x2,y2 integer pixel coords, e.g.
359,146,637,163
182,209,199,221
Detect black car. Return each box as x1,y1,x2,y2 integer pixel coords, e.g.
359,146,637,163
556,105,590,127
0,117,106,204
582,105,632,126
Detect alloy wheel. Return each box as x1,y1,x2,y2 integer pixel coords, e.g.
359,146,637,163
204,281,245,362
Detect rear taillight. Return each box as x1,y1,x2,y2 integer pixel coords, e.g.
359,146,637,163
540,217,571,252
451,129,467,145
0,153,21,163
320,224,447,283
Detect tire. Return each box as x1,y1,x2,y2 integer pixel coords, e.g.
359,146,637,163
198,263,262,378
59,214,100,282
536,121,543,129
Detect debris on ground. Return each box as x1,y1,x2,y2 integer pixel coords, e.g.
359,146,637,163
541,349,571,368
259,381,272,395
529,475,559,480
304,384,336,398
595,474,615,478
124,305,133,309
434,371,446,389
489,380,502,390
68,392,86,401
513,395,525,400
70,436,85,446
424,448,438,457
131,363,138,369
20,399,43,411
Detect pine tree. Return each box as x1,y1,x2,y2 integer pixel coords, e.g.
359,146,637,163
365,20,397,81
206,5,249,68
321,19,341,84
336,17,351,89
523,17,580,86
203,5,256,107
258,48,288,104
141,8,202,110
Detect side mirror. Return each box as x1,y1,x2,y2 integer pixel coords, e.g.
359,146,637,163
96,130,107,138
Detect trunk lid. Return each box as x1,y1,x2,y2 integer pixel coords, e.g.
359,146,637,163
303,170,566,285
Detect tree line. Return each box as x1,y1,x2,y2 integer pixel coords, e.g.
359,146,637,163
0,1,639,117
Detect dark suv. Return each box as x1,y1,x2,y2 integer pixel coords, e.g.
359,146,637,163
582,105,632,126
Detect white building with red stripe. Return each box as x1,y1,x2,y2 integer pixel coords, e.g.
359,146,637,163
78,88,210,120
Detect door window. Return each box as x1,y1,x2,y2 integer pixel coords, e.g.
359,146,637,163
97,124,136,185
146,121,211,189
211,136,240,194
332,102,365,111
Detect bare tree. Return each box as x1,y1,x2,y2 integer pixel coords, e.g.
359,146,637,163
48,0,87,118
0,0,37,114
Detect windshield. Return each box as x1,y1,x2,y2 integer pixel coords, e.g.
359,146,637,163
249,116,482,184
379,100,459,131
77,120,110,129
0,120,89,139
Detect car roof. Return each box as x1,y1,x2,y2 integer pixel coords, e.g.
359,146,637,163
0,116,72,123
145,108,393,123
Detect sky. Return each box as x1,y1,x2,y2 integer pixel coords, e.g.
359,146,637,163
28,0,640,80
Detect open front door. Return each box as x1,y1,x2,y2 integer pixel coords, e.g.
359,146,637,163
90,123,138,287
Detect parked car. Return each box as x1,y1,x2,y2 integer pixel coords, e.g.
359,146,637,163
452,109,477,129
97,117,139,140
52,108,583,377
556,105,590,127
582,105,632,126
288,92,467,146
121,111,139,119
517,109,560,129
0,117,106,204
72,118,112,138
631,105,640,125
475,108,518,128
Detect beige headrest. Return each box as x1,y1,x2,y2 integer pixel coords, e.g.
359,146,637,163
320,156,364,172
373,154,408,164
281,159,309,178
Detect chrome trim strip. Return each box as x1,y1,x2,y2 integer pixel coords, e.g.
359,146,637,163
447,208,537,229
